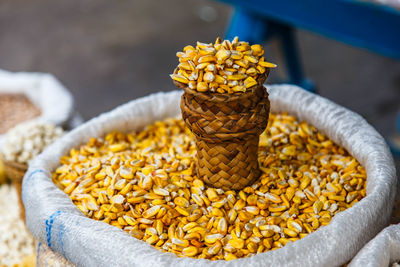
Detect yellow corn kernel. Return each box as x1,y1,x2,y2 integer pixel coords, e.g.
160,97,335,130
203,72,215,83
244,76,258,88
170,74,189,84
196,82,208,92
286,187,295,201
205,188,219,201
244,55,258,63
109,143,127,153
208,240,222,255
251,44,264,55
217,217,227,235
143,205,161,218
328,195,345,202
264,193,281,203
228,209,238,223
227,74,247,81
182,246,199,257
178,62,193,71
224,253,237,261
120,166,134,179
313,200,323,214
198,55,216,63
174,197,189,207
263,238,273,249
215,49,231,62
287,220,302,233
175,206,190,216
281,194,290,207
232,85,246,92
283,228,298,238
245,206,259,215
268,205,288,212
64,183,77,194
137,218,153,225
245,67,258,76
153,187,169,196
205,233,223,244
146,235,159,245
127,196,145,204
256,198,268,210
229,238,245,249
119,183,132,195
247,241,258,253
246,194,257,206
172,238,190,247
258,61,277,68
256,65,266,74
236,44,250,52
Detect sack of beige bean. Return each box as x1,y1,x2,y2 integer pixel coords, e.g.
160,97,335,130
25,85,396,266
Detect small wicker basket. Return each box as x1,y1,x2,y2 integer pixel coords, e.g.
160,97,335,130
0,154,27,220
175,69,270,190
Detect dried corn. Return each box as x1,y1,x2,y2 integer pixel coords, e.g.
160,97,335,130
53,113,367,260
171,37,276,93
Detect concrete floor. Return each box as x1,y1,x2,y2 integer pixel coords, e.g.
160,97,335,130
0,1,399,163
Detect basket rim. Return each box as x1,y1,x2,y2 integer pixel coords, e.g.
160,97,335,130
172,67,269,102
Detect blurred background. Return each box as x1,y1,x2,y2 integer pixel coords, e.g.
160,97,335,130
0,0,399,142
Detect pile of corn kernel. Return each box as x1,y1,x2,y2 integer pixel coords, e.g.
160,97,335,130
170,37,276,93
53,114,367,260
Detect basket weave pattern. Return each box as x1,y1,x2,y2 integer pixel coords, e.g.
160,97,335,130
177,76,270,190
0,155,27,220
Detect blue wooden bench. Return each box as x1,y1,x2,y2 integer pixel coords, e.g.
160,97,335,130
217,0,400,156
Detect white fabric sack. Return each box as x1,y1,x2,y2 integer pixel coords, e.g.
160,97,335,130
24,85,397,267
0,69,74,148
349,224,400,267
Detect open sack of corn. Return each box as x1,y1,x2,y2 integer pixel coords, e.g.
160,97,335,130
23,84,396,266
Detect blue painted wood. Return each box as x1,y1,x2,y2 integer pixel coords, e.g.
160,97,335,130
226,8,315,92
218,0,400,60
226,7,268,44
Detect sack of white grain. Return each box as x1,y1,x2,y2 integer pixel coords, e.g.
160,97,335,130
24,85,397,267
0,69,75,149
1,121,65,219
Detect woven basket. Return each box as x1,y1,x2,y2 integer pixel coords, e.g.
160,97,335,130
175,70,270,190
0,154,27,220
